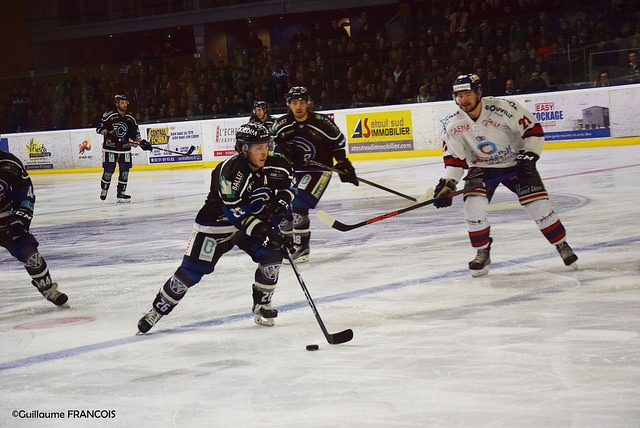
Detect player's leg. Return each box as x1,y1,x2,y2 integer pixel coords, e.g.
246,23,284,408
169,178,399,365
287,171,331,262
138,230,232,333
100,152,116,200
239,235,283,327
1,233,68,305
511,174,578,268
462,168,495,277
116,153,133,203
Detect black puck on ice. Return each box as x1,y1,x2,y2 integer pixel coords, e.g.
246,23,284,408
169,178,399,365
306,344,319,351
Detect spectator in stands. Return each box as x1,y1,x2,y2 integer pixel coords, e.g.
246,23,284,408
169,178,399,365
627,51,640,82
527,69,548,92
593,70,611,87
504,78,520,95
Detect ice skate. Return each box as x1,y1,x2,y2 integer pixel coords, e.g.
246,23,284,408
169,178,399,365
138,309,163,334
556,241,578,269
469,238,492,277
100,188,108,201
284,244,309,264
253,304,278,327
116,192,131,203
34,281,68,306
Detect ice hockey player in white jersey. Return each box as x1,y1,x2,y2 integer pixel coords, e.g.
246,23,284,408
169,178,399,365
432,73,578,276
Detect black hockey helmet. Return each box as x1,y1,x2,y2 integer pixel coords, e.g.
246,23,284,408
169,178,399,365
253,101,268,113
452,74,483,97
113,94,128,105
286,86,310,104
235,122,271,153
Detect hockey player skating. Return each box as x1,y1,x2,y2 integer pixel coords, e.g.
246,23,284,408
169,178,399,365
271,86,358,262
96,94,152,203
0,150,68,306
249,100,277,129
432,73,578,276
137,123,296,333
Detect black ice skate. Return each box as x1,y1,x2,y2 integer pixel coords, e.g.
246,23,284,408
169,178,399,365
34,281,68,306
556,241,578,269
116,192,131,203
284,245,309,264
100,188,108,201
253,304,278,327
138,309,163,334
469,238,492,277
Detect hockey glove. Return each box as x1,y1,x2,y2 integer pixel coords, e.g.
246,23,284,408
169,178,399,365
334,159,359,186
254,223,294,253
138,139,153,151
8,209,32,239
280,143,306,166
261,191,292,222
433,178,457,208
515,151,540,185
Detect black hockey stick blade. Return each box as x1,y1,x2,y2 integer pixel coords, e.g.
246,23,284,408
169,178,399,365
317,172,517,232
305,159,417,202
185,145,196,155
284,249,353,345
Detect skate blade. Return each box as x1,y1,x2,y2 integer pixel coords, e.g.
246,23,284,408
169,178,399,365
471,266,489,277
117,199,131,203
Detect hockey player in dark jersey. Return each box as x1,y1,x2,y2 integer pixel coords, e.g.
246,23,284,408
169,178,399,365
0,150,68,306
248,101,276,129
137,122,296,333
271,86,358,262
96,94,152,203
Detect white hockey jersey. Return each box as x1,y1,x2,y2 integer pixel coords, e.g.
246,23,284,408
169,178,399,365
440,97,545,182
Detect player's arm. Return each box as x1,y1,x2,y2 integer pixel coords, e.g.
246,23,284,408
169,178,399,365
515,105,545,184
2,158,35,237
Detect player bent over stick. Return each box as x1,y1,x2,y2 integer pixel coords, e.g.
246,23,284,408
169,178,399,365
432,73,578,277
0,150,68,306
138,123,296,333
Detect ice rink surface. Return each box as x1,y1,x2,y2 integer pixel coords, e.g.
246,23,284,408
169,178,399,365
1,145,639,428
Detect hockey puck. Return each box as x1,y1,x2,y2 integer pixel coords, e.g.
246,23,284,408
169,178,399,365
306,344,319,351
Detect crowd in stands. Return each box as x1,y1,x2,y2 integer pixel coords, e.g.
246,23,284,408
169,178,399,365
2,0,640,134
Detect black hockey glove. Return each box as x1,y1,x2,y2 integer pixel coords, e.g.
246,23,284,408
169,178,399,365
8,209,32,240
334,159,359,186
433,178,457,208
515,151,540,185
261,192,291,222
280,143,306,166
254,223,294,253
138,139,153,151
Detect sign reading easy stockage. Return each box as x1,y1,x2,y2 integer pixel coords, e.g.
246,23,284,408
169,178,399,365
346,110,414,154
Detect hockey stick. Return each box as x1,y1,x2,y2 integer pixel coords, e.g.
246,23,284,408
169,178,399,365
273,218,353,344
153,145,196,156
305,159,417,202
317,172,517,232
284,247,354,344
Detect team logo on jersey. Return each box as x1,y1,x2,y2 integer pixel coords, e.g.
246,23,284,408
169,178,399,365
25,252,43,269
250,188,273,216
297,174,312,190
477,141,497,154
291,136,314,159
168,276,189,296
260,263,281,281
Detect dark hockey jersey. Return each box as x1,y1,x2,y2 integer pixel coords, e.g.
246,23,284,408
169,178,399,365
96,111,141,152
194,152,296,237
0,150,35,228
271,111,347,169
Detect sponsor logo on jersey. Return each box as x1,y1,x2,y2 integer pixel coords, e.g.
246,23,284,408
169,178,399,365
297,174,311,190
485,104,513,118
451,123,470,135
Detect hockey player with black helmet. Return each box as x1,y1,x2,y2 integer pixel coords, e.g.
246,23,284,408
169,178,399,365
271,86,358,262
431,73,578,276
96,94,152,203
249,100,276,129
137,122,296,333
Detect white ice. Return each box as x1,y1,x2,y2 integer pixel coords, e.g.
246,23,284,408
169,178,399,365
1,145,639,428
